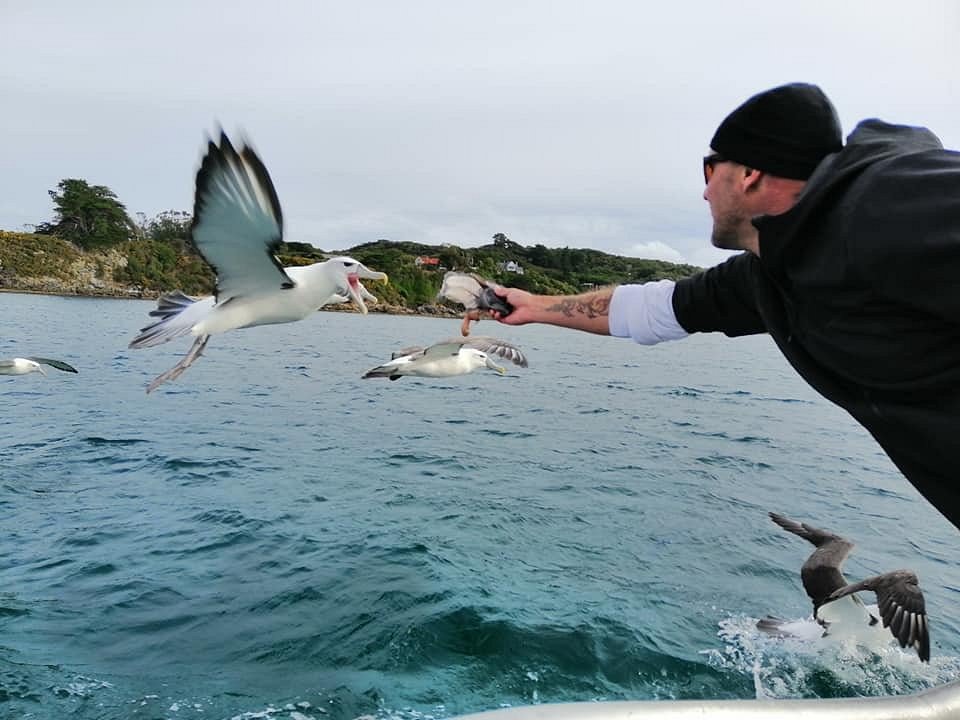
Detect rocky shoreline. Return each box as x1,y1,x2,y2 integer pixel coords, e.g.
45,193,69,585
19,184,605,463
0,284,462,319
0,233,461,318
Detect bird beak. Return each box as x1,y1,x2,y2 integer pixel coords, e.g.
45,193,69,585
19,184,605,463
358,264,388,284
485,357,506,375
346,265,388,315
346,274,369,314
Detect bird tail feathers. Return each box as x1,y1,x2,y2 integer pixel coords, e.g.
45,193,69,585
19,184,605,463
756,616,793,637
362,365,392,379
129,292,214,349
362,363,403,380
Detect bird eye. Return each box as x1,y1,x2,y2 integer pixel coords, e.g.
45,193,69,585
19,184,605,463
343,261,355,268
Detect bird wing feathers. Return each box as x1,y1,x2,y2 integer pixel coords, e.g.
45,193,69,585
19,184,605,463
27,357,78,373
461,336,528,367
431,336,528,367
192,131,292,302
424,341,468,358
392,346,427,360
828,571,930,662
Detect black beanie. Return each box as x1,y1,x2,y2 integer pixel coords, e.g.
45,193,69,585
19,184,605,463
710,83,843,180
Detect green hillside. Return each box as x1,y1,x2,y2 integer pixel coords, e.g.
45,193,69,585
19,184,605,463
0,228,703,307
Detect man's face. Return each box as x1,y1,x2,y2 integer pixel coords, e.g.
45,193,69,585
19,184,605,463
703,153,753,251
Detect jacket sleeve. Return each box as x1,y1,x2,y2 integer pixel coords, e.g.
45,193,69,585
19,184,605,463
608,280,689,345
671,253,767,336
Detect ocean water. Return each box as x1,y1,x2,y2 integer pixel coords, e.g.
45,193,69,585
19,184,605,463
1,291,959,720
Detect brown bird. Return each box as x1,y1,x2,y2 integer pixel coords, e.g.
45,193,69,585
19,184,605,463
761,511,930,662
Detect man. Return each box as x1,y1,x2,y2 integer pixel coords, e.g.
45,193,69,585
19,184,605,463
486,83,960,531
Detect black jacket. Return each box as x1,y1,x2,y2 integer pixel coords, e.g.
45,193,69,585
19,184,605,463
672,120,960,530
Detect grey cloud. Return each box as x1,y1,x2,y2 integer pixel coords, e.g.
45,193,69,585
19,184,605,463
2,1,957,266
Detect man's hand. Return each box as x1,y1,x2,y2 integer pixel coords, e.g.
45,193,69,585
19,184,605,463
487,286,536,325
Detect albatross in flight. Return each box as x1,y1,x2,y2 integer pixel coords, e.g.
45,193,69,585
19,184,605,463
128,131,387,393
0,357,78,375
761,511,930,662
362,336,528,380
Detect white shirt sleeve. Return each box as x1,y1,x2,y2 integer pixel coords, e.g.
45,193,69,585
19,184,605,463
608,280,689,345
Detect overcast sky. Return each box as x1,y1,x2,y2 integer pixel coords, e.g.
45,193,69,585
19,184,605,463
2,1,957,267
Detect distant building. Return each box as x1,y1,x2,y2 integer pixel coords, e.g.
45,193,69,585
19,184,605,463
414,256,441,268
498,260,524,275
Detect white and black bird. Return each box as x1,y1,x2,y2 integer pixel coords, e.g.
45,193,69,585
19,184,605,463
761,511,930,662
129,131,387,393
0,357,78,376
362,336,528,381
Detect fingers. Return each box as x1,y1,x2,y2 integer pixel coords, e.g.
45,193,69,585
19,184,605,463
461,309,482,336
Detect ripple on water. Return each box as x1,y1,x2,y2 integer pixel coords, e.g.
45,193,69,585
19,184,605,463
81,436,149,446
4,303,960,719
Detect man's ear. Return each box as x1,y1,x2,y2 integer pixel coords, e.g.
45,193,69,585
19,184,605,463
741,167,763,192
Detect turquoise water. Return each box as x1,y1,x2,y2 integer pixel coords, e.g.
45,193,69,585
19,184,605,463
2,292,958,720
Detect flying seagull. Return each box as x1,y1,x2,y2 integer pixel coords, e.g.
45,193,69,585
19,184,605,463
128,131,387,393
437,272,514,336
761,511,930,662
362,336,528,381
0,357,78,375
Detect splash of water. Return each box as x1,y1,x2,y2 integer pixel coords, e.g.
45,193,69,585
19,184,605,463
701,613,960,699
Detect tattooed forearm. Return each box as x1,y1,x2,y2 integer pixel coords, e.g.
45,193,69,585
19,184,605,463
546,293,611,319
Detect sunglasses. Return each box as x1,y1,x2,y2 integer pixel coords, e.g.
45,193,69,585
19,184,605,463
702,153,731,184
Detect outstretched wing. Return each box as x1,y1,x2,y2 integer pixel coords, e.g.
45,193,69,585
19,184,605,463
423,341,467,357
462,336,529,367
828,570,930,662
770,512,854,612
192,131,292,302
27,357,78,373
391,346,426,360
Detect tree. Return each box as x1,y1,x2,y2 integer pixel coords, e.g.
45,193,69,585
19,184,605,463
35,178,135,249
527,243,553,268
492,232,515,249
145,210,191,244
437,245,465,270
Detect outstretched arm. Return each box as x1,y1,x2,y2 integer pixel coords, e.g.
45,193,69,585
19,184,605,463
488,286,615,335
484,256,766,344
486,279,690,345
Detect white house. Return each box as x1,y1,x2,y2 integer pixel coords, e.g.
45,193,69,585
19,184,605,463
498,260,524,275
